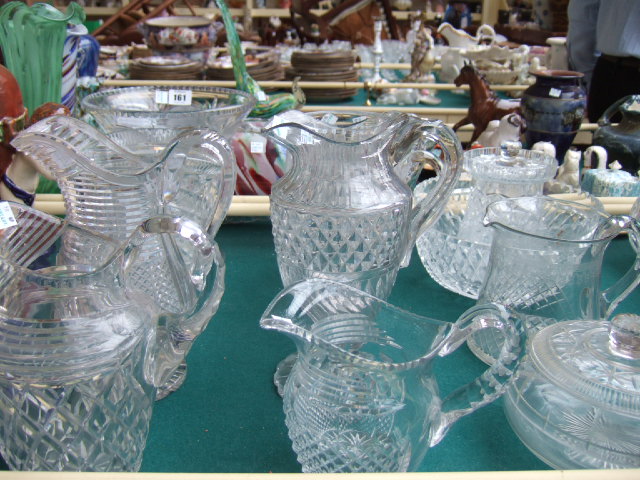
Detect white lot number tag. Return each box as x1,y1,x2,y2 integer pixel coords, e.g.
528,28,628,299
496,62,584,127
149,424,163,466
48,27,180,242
548,88,562,98
321,113,338,125
250,134,267,154
0,202,17,228
155,89,192,106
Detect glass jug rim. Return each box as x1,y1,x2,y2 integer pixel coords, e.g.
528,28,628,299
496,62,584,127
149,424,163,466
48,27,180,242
3,225,123,282
260,279,453,371
19,115,169,185
463,146,558,183
0,202,127,281
483,196,619,244
262,110,412,146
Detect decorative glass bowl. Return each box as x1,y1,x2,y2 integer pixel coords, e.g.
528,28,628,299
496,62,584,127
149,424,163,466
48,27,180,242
81,86,255,138
416,145,558,299
415,182,490,299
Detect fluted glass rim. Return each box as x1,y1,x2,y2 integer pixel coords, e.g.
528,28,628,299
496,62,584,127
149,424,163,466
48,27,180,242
81,85,256,117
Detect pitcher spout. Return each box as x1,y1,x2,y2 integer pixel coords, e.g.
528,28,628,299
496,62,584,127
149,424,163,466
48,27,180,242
260,278,454,367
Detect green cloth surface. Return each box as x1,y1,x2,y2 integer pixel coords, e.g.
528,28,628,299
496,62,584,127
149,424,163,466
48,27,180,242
306,87,474,109
140,219,640,473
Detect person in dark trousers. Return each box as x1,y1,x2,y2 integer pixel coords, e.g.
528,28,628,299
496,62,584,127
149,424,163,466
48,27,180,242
567,0,640,122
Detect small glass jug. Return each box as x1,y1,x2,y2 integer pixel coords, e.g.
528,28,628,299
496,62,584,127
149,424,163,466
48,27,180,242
416,143,558,298
468,196,640,364
0,202,221,471
260,279,523,473
262,110,462,300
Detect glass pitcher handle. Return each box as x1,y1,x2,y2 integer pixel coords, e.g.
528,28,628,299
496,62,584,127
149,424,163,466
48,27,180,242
404,119,463,266
124,215,226,388
162,129,236,237
429,303,524,447
602,216,640,320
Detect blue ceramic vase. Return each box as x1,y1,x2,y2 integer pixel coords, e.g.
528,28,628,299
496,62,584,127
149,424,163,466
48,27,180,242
521,70,586,161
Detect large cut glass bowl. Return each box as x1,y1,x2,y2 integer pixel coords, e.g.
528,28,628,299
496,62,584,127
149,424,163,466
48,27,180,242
81,85,255,138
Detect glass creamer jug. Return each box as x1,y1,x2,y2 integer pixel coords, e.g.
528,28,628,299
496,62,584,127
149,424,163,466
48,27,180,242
468,196,640,364
260,279,523,473
416,143,558,298
12,115,231,396
262,110,462,300
0,202,222,471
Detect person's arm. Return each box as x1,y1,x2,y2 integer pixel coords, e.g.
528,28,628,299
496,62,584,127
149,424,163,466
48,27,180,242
567,0,600,87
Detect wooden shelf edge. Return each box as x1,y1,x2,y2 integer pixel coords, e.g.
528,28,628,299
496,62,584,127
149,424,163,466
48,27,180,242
33,193,634,218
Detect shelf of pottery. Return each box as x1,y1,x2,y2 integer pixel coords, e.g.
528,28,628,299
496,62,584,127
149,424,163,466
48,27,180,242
74,0,489,23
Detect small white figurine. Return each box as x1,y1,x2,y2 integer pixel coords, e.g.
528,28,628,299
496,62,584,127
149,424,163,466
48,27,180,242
544,148,581,194
556,149,581,189
474,113,524,148
532,141,556,159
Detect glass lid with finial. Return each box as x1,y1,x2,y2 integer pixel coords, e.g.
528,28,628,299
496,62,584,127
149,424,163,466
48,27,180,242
529,313,640,414
504,314,640,469
416,142,558,299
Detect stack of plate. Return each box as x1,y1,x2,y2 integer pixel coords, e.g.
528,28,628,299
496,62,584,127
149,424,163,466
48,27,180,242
206,46,283,81
286,50,358,102
129,56,204,80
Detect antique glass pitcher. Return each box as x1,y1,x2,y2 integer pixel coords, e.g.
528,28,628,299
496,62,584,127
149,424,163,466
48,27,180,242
260,279,523,473
11,115,231,396
468,196,640,364
0,202,222,471
13,115,236,240
262,110,462,300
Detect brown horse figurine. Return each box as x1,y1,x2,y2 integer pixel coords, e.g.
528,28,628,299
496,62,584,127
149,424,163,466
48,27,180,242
452,64,520,144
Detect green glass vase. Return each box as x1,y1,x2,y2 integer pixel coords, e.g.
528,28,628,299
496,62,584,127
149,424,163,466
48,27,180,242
0,1,85,114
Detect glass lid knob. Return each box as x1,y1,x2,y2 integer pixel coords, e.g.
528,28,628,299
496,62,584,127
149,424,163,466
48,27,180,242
609,313,640,360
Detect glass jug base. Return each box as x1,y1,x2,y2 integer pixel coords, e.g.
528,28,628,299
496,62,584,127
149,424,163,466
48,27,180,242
156,361,188,400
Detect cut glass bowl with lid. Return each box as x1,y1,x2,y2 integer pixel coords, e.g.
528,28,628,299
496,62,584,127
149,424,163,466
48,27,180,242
504,313,640,469
415,143,558,298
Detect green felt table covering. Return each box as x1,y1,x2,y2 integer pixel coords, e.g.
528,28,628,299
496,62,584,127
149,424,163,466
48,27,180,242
305,88,476,109
140,219,640,473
